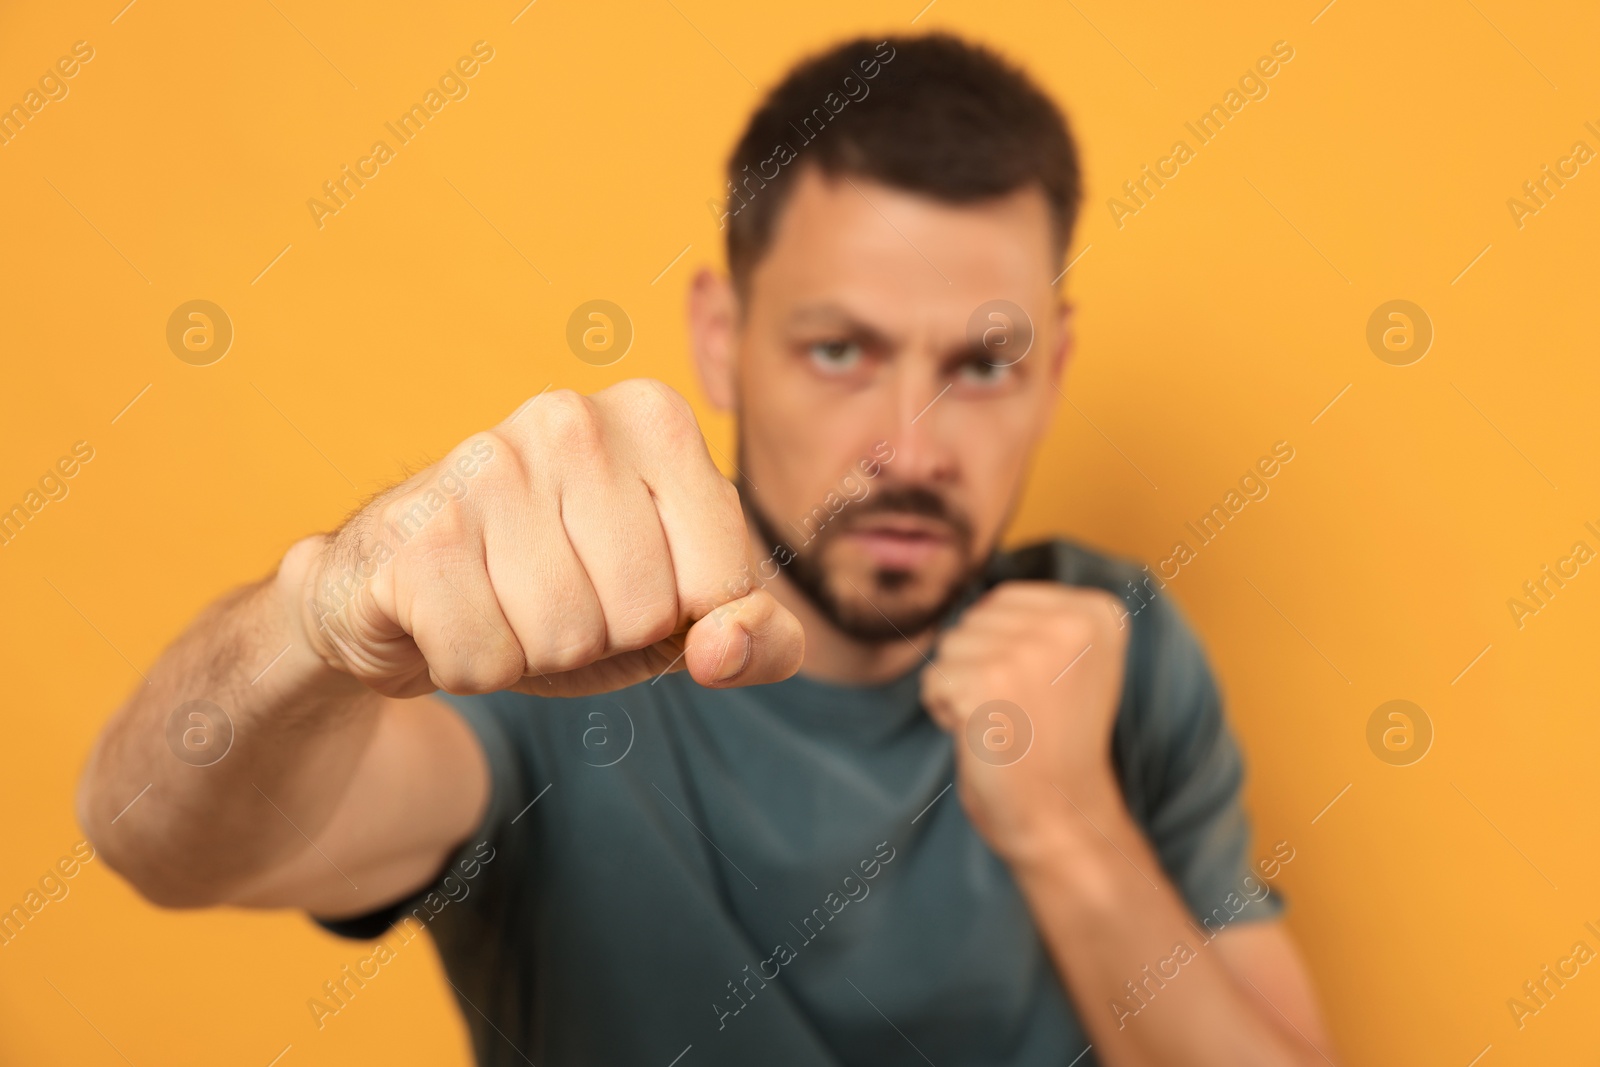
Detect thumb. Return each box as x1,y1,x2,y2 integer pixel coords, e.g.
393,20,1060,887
683,587,805,688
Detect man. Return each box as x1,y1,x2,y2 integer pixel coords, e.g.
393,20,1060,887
79,33,1336,1066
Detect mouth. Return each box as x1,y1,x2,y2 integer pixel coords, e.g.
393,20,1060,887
840,515,956,570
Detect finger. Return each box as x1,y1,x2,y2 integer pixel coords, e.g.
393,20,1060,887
951,579,1068,617
981,580,1073,603
507,633,688,698
599,380,751,621
932,624,1016,668
492,393,653,672
682,587,804,688
946,603,1043,641
551,431,680,655
483,497,610,677
394,537,529,695
991,582,1128,630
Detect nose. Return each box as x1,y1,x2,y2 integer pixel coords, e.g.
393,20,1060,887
879,345,958,488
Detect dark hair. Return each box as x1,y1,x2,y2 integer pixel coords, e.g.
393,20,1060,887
721,33,1081,293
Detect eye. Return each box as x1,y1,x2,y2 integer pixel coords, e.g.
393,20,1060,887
807,339,864,373
955,356,1013,387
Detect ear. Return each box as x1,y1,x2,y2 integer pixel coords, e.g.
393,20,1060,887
1037,297,1074,427
1049,298,1075,382
688,267,739,411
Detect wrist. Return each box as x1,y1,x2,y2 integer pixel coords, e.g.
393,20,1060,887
994,771,1129,874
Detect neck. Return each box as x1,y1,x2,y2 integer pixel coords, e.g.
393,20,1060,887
745,528,936,686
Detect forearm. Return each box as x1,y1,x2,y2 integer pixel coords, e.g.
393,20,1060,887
1008,782,1322,1067
77,536,383,906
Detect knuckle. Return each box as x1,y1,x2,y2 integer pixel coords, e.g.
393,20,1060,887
388,492,472,564
1082,588,1125,616
475,430,528,491
536,389,605,455
464,428,508,471
712,473,743,517
1079,590,1130,639
654,407,703,458
614,380,701,454
536,625,608,675
609,377,683,417
1049,615,1095,652
976,666,1010,695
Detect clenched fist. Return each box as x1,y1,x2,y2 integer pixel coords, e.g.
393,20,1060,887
920,582,1130,862
279,379,804,699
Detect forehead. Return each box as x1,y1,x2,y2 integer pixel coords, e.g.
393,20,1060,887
744,166,1058,330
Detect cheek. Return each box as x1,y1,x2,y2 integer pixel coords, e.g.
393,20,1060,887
746,377,889,490
740,403,845,524
959,417,1037,505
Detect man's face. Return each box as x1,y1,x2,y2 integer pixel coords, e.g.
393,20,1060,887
713,167,1068,642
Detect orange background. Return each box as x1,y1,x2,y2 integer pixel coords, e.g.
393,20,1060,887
3,1,1598,1064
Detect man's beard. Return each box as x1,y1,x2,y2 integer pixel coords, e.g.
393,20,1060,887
738,476,984,644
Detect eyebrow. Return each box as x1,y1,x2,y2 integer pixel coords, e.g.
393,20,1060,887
780,302,870,331
783,303,889,341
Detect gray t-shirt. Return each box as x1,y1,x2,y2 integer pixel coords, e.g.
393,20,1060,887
317,539,1281,1066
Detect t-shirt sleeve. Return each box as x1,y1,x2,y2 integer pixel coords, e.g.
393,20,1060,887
312,690,534,941
1124,592,1285,927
